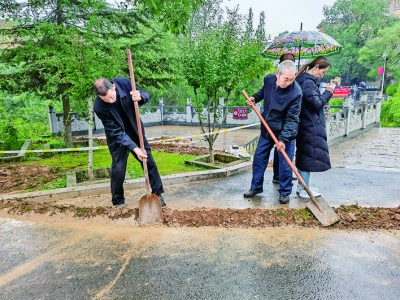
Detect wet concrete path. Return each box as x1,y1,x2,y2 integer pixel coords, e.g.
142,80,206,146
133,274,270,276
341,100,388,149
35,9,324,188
1,218,399,300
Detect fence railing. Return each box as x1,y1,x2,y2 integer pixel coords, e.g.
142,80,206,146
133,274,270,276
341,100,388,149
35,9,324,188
49,94,383,145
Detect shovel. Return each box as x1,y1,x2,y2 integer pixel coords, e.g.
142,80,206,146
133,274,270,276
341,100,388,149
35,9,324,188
241,90,340,226
127,49,163,226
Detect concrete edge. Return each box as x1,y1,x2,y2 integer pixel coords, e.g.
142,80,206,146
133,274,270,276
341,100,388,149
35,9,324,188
0,161,253,203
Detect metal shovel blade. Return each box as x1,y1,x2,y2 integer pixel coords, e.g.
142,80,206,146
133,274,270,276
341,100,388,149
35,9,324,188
138,194,163,226
306,196,340,226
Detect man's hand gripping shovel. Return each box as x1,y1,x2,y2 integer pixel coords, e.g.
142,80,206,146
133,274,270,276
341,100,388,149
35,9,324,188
127,49,163,226
241,90,340,226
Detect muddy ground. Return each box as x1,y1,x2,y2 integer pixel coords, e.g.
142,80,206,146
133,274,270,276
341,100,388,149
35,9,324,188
0,142,399,230
0,200,399,230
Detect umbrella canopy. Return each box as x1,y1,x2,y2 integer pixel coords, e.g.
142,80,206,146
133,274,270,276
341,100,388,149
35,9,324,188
262,30,342,59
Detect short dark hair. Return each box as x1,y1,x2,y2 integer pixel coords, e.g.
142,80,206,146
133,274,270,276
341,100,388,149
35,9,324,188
279,53,295,63
93,78,113,96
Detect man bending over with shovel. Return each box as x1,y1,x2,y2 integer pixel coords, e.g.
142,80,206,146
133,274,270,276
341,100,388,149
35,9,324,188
93,77,166,208
244,60,302,204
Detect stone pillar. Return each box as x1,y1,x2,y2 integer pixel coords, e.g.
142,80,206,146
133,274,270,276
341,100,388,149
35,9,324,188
48,106,58,134
186,98,192,123
376,100,382,124
324,106,331,142
360,94,368,129
159,98,164,123
93,111,103,132
343,101,351,136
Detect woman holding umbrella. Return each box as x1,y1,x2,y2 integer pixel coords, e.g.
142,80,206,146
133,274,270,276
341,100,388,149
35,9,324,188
294,56,335,198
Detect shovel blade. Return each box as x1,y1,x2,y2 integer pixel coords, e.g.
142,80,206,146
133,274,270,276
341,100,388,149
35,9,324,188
306,196,340,227
139,194,163,226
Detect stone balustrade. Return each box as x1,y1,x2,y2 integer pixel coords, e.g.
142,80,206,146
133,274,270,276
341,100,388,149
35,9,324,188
48,94,383,145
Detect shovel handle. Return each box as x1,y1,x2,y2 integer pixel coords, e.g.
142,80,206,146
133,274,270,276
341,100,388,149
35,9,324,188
241,90,320,206
127,49,151,196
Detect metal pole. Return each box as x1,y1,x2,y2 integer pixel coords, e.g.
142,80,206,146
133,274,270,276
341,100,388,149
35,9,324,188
381,56,386,94
381,52,388,94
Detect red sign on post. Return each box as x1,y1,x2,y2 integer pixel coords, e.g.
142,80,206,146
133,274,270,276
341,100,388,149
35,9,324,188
233,107,248,120
332,87,350,98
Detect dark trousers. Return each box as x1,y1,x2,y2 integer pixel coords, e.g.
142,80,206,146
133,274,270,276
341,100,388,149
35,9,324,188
111,143,164,206
251,135,294,195
273,140,295,181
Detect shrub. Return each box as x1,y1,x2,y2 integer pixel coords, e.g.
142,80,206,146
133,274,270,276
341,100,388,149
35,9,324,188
329,98,344,113
381,92,400,127
0,122,23,150
385,84,399,97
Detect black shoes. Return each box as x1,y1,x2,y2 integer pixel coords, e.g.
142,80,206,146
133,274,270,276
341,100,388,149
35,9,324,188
279,194,290,204
243,189,263,197
158,194,167,207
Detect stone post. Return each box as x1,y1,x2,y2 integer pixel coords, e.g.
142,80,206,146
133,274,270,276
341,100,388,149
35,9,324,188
186,98,192,123
159,98,164,123
324,105,331,142
93,112,103,132
360,94,368,129
48,106,58,134
376,100,382,124
343,100,351,136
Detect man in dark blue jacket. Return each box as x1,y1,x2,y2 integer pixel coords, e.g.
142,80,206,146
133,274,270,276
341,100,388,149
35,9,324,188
272,53,297,185
93,77,165,208
244,60,302,204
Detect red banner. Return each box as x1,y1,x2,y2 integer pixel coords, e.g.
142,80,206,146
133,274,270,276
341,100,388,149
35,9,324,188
332,87,350,98
233,108,248,120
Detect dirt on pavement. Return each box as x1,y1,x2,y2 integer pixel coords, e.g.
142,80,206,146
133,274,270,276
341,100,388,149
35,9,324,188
0,142,399,230
0,200,399,231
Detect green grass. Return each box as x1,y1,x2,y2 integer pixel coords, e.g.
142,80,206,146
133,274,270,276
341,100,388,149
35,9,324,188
18,149,207,191
330,98,344,113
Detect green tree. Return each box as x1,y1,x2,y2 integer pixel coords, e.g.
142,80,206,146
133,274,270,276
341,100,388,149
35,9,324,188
132,0,205,34
321,0,397,83
0,0,181,147
358,22,400,79
183,0,272,162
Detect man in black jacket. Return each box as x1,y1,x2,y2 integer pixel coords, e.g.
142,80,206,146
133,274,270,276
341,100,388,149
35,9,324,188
93,77,165,208
244,60,302,204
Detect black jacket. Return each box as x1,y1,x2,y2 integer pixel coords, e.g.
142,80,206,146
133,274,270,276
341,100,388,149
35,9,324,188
252,74,302,143
94,77,150,160
295,72,333,172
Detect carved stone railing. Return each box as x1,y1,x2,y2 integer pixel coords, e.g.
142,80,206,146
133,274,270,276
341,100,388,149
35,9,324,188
49,95,382,147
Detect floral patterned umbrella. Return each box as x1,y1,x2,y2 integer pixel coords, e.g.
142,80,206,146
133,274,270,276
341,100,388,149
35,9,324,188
261,30,342,59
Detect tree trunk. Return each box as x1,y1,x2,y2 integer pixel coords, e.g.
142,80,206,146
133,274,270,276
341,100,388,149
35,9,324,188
209,143,214,164
62,96,74,148
87,95,94,181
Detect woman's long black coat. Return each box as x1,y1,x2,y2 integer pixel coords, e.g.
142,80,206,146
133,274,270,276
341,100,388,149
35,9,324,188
295,72,333,172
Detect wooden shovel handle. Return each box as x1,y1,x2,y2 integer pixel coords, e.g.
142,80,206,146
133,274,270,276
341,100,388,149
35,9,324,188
241,90,315,199
126,49,151,196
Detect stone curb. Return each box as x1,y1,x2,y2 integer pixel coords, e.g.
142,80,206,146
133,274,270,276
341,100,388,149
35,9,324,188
0,161,253,203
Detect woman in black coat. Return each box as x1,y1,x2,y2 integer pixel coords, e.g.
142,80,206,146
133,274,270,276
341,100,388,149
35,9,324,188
294,56,335,198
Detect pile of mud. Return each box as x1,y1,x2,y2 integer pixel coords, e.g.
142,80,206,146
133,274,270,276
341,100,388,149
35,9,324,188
1,200,399,230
